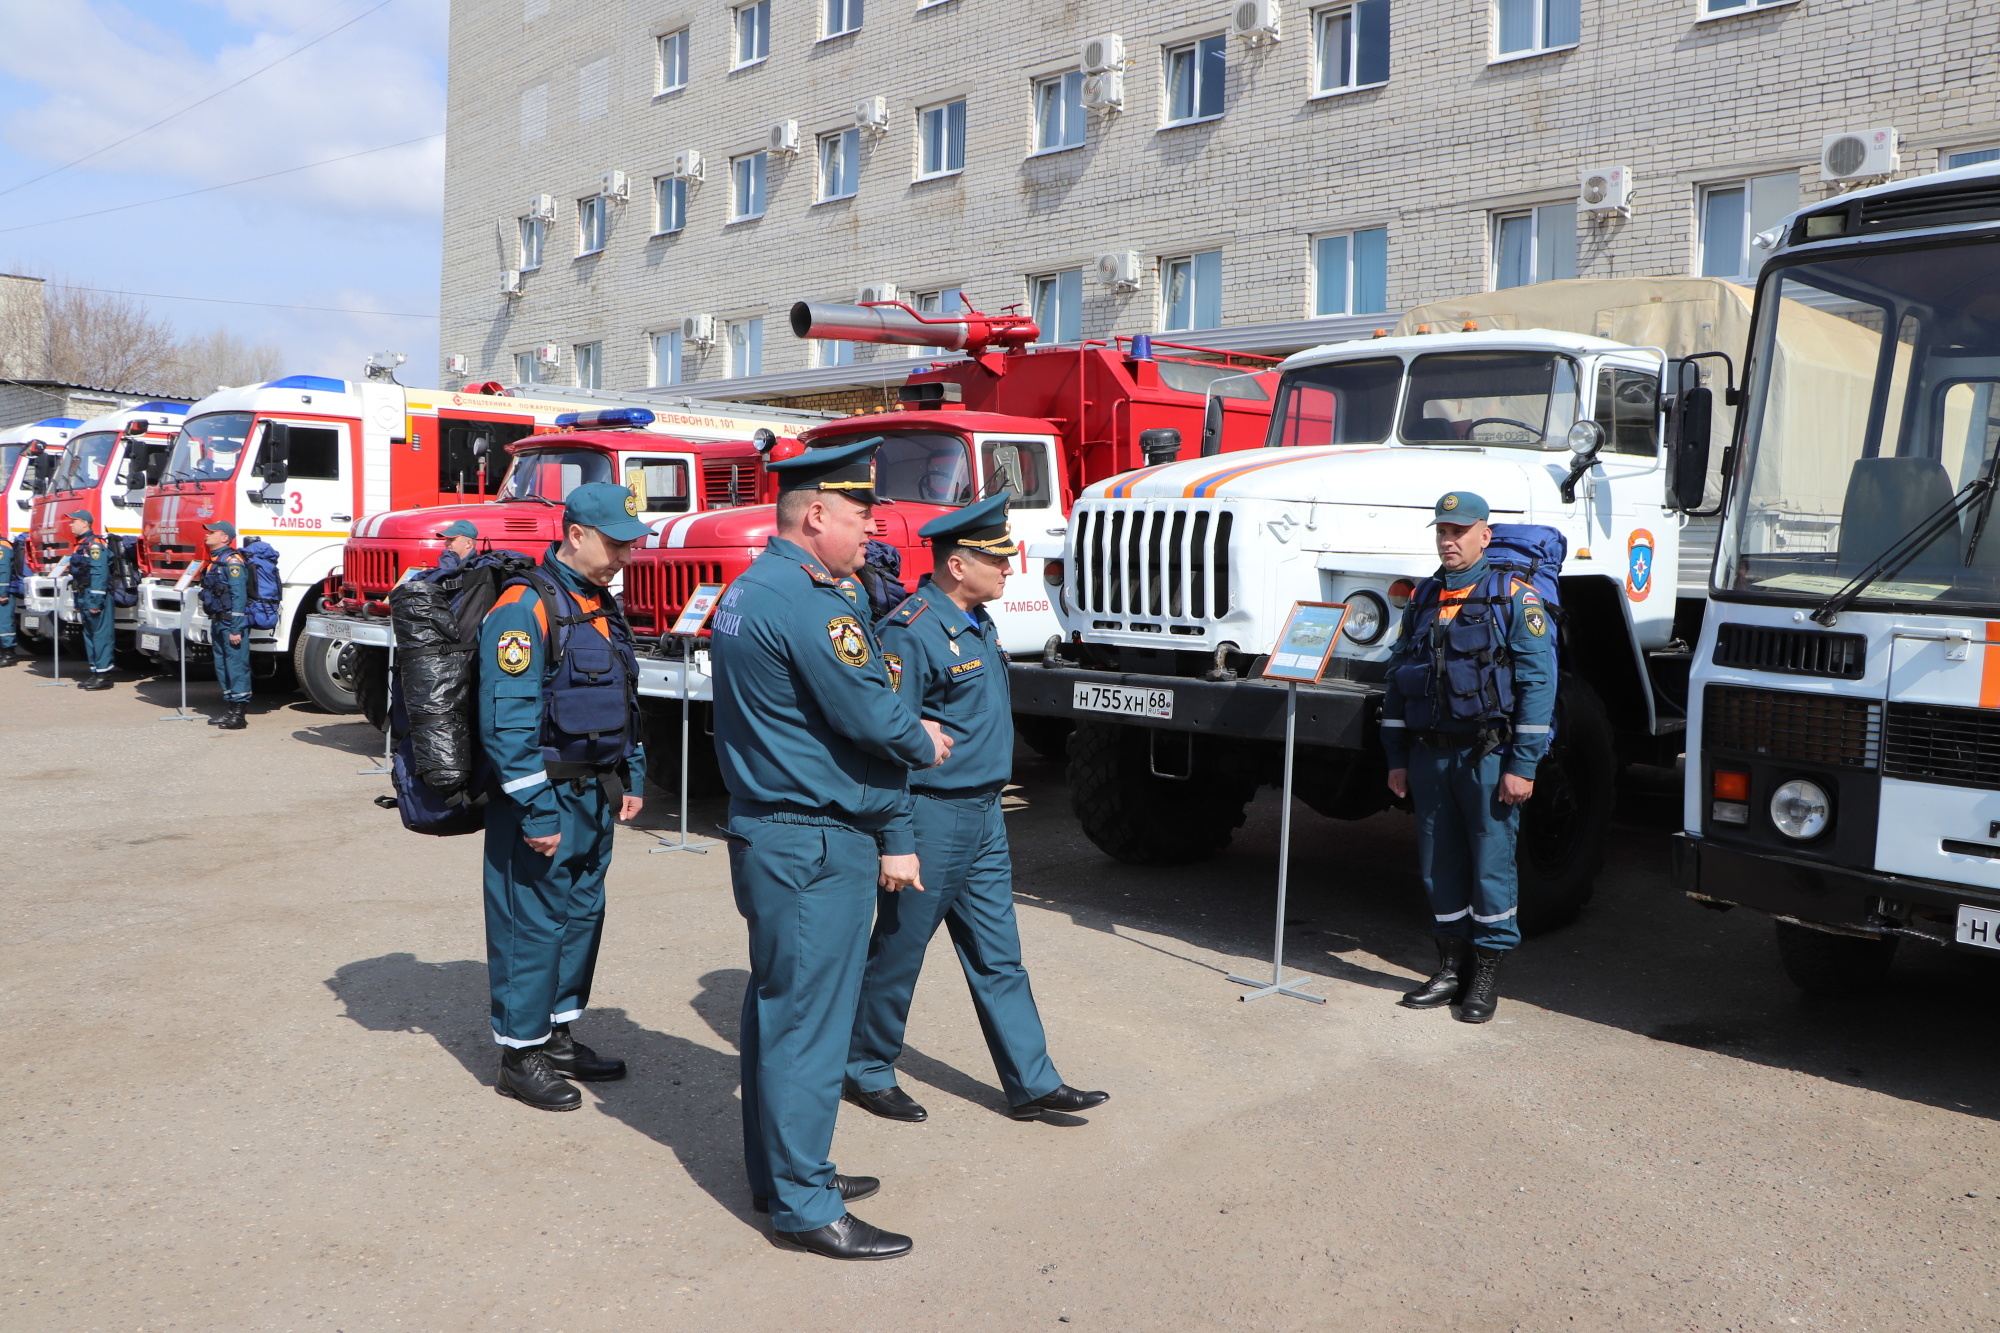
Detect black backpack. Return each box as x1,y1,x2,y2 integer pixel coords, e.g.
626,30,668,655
107,535,141,607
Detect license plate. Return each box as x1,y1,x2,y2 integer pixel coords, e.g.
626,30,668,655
1956,904,2000,951
138,633,160,651
1072,681,1174,720
329,621,352,641
22,616,39,631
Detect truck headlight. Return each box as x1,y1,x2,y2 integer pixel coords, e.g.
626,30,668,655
1342,591,1388,644
1043,559,1063,587
1769,779,1830,840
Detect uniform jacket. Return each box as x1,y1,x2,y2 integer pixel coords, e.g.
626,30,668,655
710,534,935,853
477,547,647,838
199,547,250,629
0,538,13,597
1380,556,1556,779
877,578,1012,797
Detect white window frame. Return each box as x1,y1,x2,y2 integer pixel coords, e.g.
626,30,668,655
577,194,608,256
1697,0,1797,20
1163,34,1227,126
1312,4,1387,96
731,152,768,222
518,215,545,271
650,330,683,387
1490,202,1576,290
726,316,764,377
1029,269,1082,345
1696,173,1798,281
917,99,967,179
733,0,770,68
818,128,860,202
573,342,603,390
1490,0,1579,63
911,287,964,357
1160,250,1223,333
655,30,689,95
654,176,687,235
1032,71,1086,155
823,0,862,39
816,337,856,367
1311,226,1389,316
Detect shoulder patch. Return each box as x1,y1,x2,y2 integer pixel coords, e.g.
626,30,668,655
827,615,870,667
1525,607,1548,638
227,565,243,579
884,652,903,691
495,628,534,674
884,595,929,627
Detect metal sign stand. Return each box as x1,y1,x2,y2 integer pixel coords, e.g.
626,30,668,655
357,638,394,776
1228,679,1325,1005
39,573,70,688
652,647,716,855
159,562,203,721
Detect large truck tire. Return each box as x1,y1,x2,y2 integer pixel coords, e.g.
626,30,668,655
640,700,726,798
1773,920,1898,997
1068,719,1254,866
1014,712,1073,762
295,631,362,713
1515,674,1616,936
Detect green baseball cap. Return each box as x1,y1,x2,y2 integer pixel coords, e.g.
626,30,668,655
203,520,237,539
1428,491,1491,525
562,481,651,541
437,519,478,540
65,509,92,522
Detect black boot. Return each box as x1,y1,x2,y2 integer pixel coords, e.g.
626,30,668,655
1455,946,1507,1024
0,646,16,666
1399,938,1470,1009
217,703,246,730
543,1022,625,1081
495,1045,582,1111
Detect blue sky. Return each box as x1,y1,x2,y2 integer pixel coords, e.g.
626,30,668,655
0,0,448,388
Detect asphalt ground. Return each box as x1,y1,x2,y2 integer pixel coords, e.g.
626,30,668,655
4,655,1999,1332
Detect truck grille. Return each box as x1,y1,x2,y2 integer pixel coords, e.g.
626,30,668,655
1883,702,2000,791
624,558,725,634
344,546,402,597
704,461,756,508
1712,623,1866,679
1070,503,1233,622
1703,684,1881,769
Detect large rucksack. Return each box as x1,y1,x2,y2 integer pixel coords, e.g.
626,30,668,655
237,538,283,630
106,534,141,607
1483,523,1567,658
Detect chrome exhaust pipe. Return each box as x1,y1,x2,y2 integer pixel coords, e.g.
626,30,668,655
789,301,975,350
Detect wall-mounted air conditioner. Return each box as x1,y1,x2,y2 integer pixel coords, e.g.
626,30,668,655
668,150,705,182
445,354,469,375
534,344,561,367
1578,165,1633,215
681,315,717,345
855,96,889,133
1821,127,1898,182
527,193,556,220
500,269,523,296
1230,0,1280,42
600,170,630,200
1095,251,1141,291
1082,33,1124,72
1082,71,1125,111
768,120,800,155
858,281,899,304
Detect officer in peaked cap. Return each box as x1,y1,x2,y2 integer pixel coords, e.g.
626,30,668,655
710,436,950,1261
847,493,1107,1126
198,521,253,729
477,481,648,1112
1381,491,1555,1025
436,518,479,573
65,510,115,690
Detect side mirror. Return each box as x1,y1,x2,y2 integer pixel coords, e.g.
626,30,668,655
144,444,170,487
1140,427,1182,466
1669,385,1714,512
27,456,55,494
257,423,291,500
1199,396,1224,457
121,451,149,492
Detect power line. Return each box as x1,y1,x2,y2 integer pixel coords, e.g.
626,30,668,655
40,282,436,320
0,133,443,235
0,0,402,202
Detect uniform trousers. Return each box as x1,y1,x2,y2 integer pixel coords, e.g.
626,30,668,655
847,790,1059,1106
0,593,13,647
212,624,252,701
729,812,878,1233
482,776,614,1046
80,597,114,671
1408,742,1524,951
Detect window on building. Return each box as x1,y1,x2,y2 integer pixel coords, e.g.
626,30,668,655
654,176,687,234
913,287,964,356
824,0,862,37
1030,269,1082,344
1701,0,1794,17
574,342,603,389
657,30,689,92
819,128,860,200
919,99,967,177
1313,1,1389,93
734,0,770,66
1313,227,1388,315
1034,72,1086,152
577,195,608,255
732,152,767,221
518,216,545,270
514,351,547,384
1165,35,1226,124
1162,251,1223,332
1948,147,2000,170
1493,0,1579,58
1492,202,1576,289
727,317,764,377
650,331,683,386
1698,172,1798,279
818,338,856,367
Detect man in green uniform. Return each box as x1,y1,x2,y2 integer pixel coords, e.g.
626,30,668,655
846,493,1108,1125
0,531,17,667
66,511,115,690
198,521,252,729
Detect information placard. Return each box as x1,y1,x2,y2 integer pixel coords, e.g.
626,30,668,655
1260,601,1351,684
172,560,203,592
670,582,726,637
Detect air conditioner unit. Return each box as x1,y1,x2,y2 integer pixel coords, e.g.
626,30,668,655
858,281,899,305
600,170,630,200
500,269,523,296
1095,251,1141,291
534,345,561,368
1081,33,1124,73
1578,165,1633,214
446,354,469,375
1230,0,1280,42
527,193,556,220
681,314,717,345
668,150,705,182
768,120,800,155
854,96,889,133
1081,71,1125,111
1821,127,1898,182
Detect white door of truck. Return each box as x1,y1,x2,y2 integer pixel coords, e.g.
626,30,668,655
1583,360,1675,650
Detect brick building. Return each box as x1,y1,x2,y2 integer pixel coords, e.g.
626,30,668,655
438,0,1992,402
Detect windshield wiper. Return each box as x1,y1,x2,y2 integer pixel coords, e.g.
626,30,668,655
505,491,558,506
1810,479,1992,625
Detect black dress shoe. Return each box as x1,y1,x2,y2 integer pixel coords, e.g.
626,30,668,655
1399,937,1471,1009
774,1212,911,1261
495,1046,582,1111
844,1084,927,1122
543,1023,625,1081
1455,946,1508,1024
76,674,112,691
753,1173,879,1214
1009,1084,1110,1120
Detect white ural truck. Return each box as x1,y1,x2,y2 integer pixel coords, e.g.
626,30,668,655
1673,160,2000,992
1011,277,1769,932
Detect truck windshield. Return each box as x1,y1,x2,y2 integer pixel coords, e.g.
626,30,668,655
164,412,253,482
53,432,116,491
1400,351,1577,448
500,448,614,502
1722,238,2000,612
1,445,23,485
1265,357,1402,447
874,432,974,505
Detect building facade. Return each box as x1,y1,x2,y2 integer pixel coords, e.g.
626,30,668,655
439,0,1993,402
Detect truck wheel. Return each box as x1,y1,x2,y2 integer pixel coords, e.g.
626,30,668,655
1515,674,1616,935
296,632,362,713
640,701,726,798
1068,720,1254,866
1014,713,1073,762
1773,920,1898,997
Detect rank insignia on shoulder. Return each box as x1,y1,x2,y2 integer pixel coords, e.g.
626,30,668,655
1525,608,1548,637
947,657,983,678
496,628,534,674
884,652,903,691
801,563,840,587
827,614,870,667
884,595,928,626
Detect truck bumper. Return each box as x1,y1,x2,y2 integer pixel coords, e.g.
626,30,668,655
303,613,393,649
135,581,217,655
23,576,58,617
637,651,712,703
1007,663,1376,748
1672,831,2000,952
